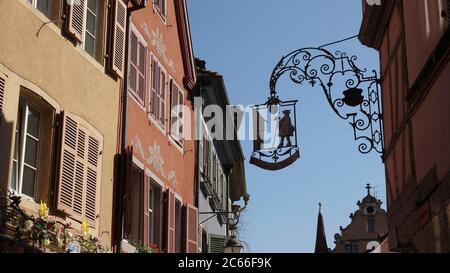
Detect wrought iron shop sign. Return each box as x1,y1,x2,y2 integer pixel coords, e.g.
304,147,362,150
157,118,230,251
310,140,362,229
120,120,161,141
250,47,384,171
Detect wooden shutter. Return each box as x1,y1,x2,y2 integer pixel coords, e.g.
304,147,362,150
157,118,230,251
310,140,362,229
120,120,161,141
142,175,150,246
208,234,226,253
129,32,138,93
202,229,208,253
66,0,87,42
165,188,175,253
0,73,5,116
184,204,198,253
110,0,128,78
123,146,133,239
57,112,103,226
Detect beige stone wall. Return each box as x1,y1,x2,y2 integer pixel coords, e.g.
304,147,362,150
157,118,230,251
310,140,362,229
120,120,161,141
0,0,120,247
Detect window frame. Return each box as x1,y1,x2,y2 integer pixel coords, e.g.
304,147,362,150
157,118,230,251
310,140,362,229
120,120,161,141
28,0,52,18
367,218,375,233
83,0,100,59
153,0,167,22
130,162,145,245
128,23,148,107
345,244,358,253
148,178,164,247
174,197,183,253
149,53,167,134
10,98,43,201
169,78,185,147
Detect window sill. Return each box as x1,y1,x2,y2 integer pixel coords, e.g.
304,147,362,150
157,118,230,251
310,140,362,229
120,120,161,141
153,6,167,24
149,115,167,136
168,135,184,154
128,91,146,111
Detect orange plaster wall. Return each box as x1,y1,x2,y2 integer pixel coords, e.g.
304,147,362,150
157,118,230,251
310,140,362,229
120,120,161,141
125,1,196,206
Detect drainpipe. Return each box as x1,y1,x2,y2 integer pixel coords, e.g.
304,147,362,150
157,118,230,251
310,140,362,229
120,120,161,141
223,164,233,239
115,0,147,252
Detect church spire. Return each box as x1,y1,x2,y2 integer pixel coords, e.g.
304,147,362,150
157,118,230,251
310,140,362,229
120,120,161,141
314,202,329,253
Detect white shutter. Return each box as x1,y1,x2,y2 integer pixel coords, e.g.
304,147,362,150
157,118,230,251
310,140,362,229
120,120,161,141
66,0,87,42
208,234,226,253
111,0,128,78
198,137,203,174
0,73,5,116
57,112,103,226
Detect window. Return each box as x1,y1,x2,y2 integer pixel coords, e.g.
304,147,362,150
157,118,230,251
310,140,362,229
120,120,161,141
130,164,143,245
10,98,41,199
170,80,184,144
84,0,99,58
153,0,167,20
443,0,450,22
129,28,147,105
175,199,183,253
367,218,375,233
148,180,163,247
28,0,52,18
345,244,358,253
65,0,108,64
150,57,167,128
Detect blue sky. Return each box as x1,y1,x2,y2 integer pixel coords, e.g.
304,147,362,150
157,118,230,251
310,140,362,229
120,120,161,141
188,0,386,253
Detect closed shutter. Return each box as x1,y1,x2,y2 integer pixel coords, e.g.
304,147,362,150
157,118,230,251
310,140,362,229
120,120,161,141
183,204,198,253
208,234,226,253
56,112,103,226
66,0,87,42
165,188,175,253
0,73,5,116
198,138,203,174
198,225,203,253
203,139,209,177
123,146,133,239
142,175,150,246
110,0,127,78
202,229,208,253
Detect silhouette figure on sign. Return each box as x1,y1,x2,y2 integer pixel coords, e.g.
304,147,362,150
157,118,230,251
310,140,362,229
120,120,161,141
278,110,295,149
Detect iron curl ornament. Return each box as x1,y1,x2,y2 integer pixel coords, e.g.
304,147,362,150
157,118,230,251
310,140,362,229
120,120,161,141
250,47,384,171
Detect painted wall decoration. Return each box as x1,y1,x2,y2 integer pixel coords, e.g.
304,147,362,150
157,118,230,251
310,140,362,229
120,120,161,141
140,23,175,70
131,135,178,187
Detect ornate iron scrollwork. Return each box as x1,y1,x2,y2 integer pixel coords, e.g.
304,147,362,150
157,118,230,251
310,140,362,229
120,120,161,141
269,47,384,155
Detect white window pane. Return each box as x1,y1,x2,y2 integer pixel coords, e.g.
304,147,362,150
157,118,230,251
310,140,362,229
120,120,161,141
22,165,36,197
36,0,52,17
138,74,145,100
85,34,96,58
24,137,39,167
86,12,96,35
10,161,18,191
87,0,98,13
138,44,145,74
129,66,137,92
27,106,40,138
